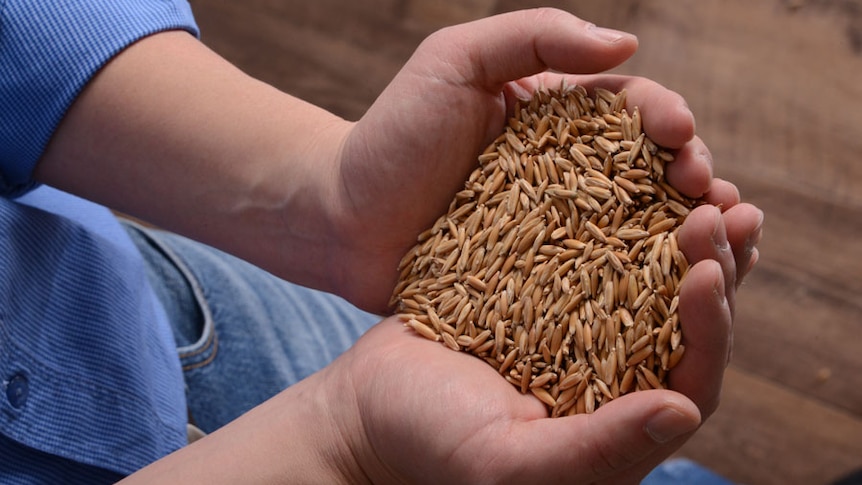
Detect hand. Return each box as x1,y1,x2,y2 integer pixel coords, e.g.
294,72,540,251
319,210,761,484
327,8,761,316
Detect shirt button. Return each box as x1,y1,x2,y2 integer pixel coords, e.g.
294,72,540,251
6,374,29,409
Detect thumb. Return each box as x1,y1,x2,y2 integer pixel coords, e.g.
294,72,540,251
417,8,638,90
501,391,701,484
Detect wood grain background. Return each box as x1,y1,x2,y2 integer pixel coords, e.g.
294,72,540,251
187,1,862,483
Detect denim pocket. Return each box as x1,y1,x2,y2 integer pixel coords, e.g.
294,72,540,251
121,220,218,372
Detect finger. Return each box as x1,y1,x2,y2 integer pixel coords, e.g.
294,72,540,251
568,75,705,197
672,259,732,417
567,74,696,149
721,203,764,286
702,177,741,209
664,136,712,199
496,391,700,484
678,205,737,315
422,8,638,90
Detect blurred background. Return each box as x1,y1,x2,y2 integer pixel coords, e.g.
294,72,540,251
186,1,862,483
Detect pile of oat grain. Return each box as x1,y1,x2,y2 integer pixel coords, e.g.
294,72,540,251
391,85,698,416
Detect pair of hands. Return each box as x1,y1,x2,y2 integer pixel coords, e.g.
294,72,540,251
308,9,762,484
74,8,761,484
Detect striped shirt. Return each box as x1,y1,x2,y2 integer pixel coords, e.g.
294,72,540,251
0,1,199,481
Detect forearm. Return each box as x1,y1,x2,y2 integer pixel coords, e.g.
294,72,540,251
36,31,353,295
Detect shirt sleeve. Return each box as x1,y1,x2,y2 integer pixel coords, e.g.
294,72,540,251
0,0,200,197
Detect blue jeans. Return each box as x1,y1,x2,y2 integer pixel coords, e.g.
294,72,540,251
644,458,735,484
123,221,380,433
124,221,734,484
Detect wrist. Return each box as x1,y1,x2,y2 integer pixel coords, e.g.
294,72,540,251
242,115,356,294
263,365,370,484
121,363,368,484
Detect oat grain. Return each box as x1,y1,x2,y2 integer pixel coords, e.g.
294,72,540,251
392,85,702,415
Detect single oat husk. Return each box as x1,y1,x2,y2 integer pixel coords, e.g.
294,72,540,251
391,84,701,416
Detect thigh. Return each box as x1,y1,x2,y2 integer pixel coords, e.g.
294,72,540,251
124,221,381,433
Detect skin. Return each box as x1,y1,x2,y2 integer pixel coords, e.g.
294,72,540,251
34,8,763,484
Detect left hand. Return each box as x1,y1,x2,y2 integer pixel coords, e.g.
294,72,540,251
325,9,737,314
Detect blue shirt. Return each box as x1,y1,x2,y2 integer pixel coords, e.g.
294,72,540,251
0,0,199,481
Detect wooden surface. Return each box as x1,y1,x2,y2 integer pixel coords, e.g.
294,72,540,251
187,1,862,483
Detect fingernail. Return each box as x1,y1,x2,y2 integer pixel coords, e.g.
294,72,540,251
587,23,635,43
741,210,764,273
745,210,765,251
645,408,699,444
713,273,727,305
677,98,697,134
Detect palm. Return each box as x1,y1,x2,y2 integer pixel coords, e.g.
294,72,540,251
350,320,545,482
342,317,707,485
335,73,506,313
